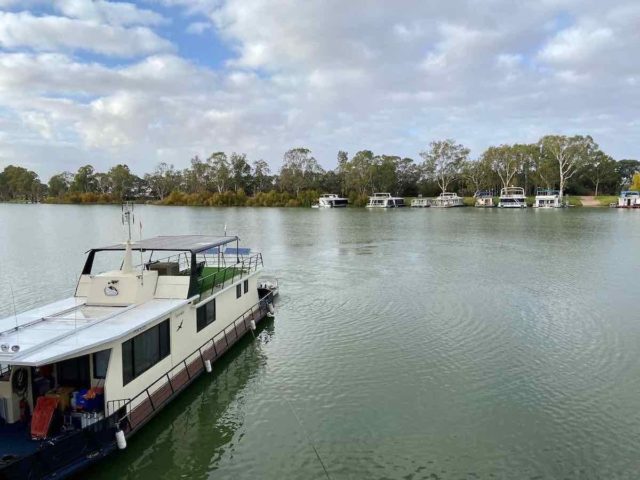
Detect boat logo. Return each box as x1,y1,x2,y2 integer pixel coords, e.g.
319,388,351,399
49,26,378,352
104,280,119,297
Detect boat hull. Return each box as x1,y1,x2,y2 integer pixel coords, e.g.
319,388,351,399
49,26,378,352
0,298,273,480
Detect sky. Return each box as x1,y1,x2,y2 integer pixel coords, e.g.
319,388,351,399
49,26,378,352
0,0,638,180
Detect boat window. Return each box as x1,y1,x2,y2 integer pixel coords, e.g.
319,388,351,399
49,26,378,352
122,319,170,385
244,279,249,294
236,284,242,298
92,349,111,379
196,300,216,332
57,355,91,389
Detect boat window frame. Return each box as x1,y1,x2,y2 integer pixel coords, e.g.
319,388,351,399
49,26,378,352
243,279,249,294
122,319,171,386
196,299,216,332
92,349,111,380
236,284,242,298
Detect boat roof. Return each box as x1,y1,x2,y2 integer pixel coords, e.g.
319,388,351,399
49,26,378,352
93,235,238,254
0,296,188,366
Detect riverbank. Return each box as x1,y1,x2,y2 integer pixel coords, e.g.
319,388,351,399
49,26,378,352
25,193,620,208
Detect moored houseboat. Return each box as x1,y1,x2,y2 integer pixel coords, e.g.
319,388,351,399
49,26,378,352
410,196,431,208
431,192,464,208
314,194,348,208
533,188,563,208
617,191,640,208
0,214,275,479
366,193,405,208
498,187,527,208
474,190,494,208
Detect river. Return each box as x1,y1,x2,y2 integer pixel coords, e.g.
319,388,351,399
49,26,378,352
1,204,640,479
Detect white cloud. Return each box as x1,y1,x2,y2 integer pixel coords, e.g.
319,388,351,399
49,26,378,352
0,0,639,179
54,0,167,26
0,11,173,57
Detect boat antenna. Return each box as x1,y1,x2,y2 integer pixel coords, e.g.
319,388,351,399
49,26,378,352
122,202,134,242
139,217,144,285
224,223,227,236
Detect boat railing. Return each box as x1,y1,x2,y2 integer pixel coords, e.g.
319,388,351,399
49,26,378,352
105,295,272,433
196,253,263,301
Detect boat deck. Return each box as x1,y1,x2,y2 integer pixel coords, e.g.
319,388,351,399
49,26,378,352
0,421,40,459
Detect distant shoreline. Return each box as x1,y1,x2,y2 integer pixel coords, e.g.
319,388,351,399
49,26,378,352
1,195,620,208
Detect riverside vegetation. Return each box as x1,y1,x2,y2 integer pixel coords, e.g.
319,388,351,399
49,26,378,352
2,135,640,207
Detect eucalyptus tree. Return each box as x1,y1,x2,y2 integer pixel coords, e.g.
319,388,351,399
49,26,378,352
107,164,135,201
580,150,618,196
70,165,97,193
48,172,73,197
251,159,272,193
341,150,375,195
420,139,469,195
145,162,180,200
539,135,595,197
279,147,324,196
483,145,522,190
207,152,230,193
462,158,493,194
615,159,640,188
230,153,251,192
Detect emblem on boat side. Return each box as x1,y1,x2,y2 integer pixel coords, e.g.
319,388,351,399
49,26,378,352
104,280,119,296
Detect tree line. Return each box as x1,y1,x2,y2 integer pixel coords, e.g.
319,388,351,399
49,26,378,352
1,135,639,207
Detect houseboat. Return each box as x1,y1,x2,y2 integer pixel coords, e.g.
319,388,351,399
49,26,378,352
313,194,348,208
410,196,431,208
474,191,494,208
617,191,640,208
533,188,563,208
498,187,527,208
366,193,405,208
431,192,464,208
0,213,276,479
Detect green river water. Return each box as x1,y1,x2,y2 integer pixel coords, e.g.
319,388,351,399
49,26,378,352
1,204,640,479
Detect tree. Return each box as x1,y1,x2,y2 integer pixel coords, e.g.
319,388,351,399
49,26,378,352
396,157,421,196
145,162,179,200
372,155,399,193
0,165,42,201
229,153,251,193
108,164,135,201
70,165,97,193
48,172,72,197
616,159,640,188
539,135,595,197
279,148,323,196
251,160,272,193
580,151,618,196
630,172,640,191
420,139,469,194
341,150,375,195
482,145,522,190
207,152,230,193
462,158,493,194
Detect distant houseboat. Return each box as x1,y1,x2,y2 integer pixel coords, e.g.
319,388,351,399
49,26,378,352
533,188,563,208
617,191,640,208
366,193,405,208
410,196,431,208
498,187,527,208
431,192,464,208
474,190,494,208
314,194,348,208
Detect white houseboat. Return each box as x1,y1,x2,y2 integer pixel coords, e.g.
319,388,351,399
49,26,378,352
498,187,527,208
533,188,563,208
617,191,640,208
474,190,494,208
0,220,275,478
410,195,431,208
314,194,348,208
431,192,464,208
366,193,405,208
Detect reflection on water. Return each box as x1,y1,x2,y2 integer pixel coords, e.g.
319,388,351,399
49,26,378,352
2,204,640,479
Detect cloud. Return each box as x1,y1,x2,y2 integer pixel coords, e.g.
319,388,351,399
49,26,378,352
0,11,173,57
54,0,167,26
0,0,639,180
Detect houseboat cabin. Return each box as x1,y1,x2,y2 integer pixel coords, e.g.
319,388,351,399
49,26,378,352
617,191,640,208
533,188,563,208
366,193,405,208
316,194,348,208
0,234,272,478
431,192,464,208
498,187,527,208
474,191,494,208
411,196,431,208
